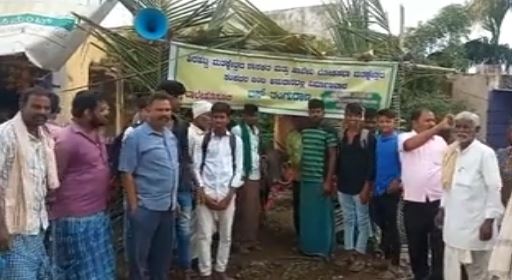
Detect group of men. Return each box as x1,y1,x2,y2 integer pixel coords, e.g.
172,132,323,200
288,98,512,280
0,87,115,280
2,80,512,280
0,81,264,280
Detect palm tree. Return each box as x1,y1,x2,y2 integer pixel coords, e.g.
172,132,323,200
469,0,511,45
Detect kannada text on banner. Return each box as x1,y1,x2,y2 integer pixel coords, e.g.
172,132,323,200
168,42,398,117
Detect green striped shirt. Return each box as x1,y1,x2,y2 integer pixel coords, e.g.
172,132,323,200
301,128,338,182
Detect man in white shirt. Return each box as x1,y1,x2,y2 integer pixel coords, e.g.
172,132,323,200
123,95,150,141
438,111,503,280
189,101,212,159
231,104,261,254
187,100,212,271
194,102,243,280
0,88,59,279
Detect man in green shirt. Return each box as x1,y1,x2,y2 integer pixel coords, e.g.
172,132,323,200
298,99,338,258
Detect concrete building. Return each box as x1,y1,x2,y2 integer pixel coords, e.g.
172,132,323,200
451,73,512,148
266,5,332,40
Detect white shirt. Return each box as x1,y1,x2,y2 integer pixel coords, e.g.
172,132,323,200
193,132,244,200
188,124,205,160
123,126,135,141
122,120,143,142
442,140,504,251
399,131,447,202
0,123,48,235
231,124,261,180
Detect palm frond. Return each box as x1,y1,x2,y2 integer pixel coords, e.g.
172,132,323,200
325,0,397,56
77,0,220,91
84,0,327,90
469,0,511,44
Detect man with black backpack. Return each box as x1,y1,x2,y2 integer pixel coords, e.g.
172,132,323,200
158,80,198,280
108,95,149,265
109,94,149,175
193,102,243,280
337,102,376,272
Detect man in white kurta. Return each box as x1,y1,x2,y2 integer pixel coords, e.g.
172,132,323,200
440,112,504,280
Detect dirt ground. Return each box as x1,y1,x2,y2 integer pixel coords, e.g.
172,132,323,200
225,192,411,280
118,190,412,279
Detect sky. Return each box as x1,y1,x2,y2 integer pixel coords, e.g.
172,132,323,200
102,0,512,45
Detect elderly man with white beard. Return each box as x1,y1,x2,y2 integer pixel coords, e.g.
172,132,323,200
437,111,503,280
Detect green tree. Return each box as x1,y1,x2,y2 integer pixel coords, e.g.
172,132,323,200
325,0,466,119
464,38,512,70
469,0,511,45
403,4,472,69
399,66,466,123
465,0,512,69
86,0,466,122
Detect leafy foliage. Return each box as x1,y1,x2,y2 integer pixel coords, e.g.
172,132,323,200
403,1,512,71
399,66,466,122
77,0,220,92
469,0,511,44
82,0,468,122
465,38,512,70
80,0,328,92
325,0,400,58
324,0,466,119
461,0,512,72
403,4,472,70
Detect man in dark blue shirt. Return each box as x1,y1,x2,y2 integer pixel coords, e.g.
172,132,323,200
373,108,402,276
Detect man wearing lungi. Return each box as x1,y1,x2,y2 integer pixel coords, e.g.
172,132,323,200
0,87,59,278
298,99,337,258
232,104,262,254
50,90,115,279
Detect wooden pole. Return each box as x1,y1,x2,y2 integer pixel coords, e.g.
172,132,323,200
399,5,405,50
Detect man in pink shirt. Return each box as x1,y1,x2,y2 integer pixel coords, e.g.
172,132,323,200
50,90,114,279
398,109,451,280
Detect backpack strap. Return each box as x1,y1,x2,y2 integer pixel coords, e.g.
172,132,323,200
338,128,370,150
229,133,236,173
109,123,141,176
360,129,369,149
200,132,237,174
200,132,212,174
338,130,345,144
